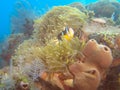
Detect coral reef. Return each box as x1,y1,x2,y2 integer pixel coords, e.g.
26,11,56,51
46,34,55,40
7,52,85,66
69,2,95,19
0,2,120,89
86,1,115,17
86,1,120,25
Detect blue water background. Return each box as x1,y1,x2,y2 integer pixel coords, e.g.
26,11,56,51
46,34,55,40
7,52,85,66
0,0,120,42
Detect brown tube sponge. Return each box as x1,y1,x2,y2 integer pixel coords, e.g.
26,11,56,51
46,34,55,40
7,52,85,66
83,39,113,69
82,39,98,58
69,61,101,90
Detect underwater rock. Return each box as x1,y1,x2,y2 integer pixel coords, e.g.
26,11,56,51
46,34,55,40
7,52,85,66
115,34,120,50
98,65,120,90
86,1,116,18
35,76,61,90
69,2,95,20
112,58,120,67
68,2,86,12
15,81,30,90
113,49,120,59
86,1,120,25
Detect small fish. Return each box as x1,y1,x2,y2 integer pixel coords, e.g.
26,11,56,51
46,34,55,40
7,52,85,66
92,18,106,24
57,26,74,41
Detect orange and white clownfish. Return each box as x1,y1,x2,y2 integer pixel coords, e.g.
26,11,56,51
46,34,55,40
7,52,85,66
57,26,74,41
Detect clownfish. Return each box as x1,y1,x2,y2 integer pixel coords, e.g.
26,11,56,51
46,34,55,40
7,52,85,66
58,26,74,41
